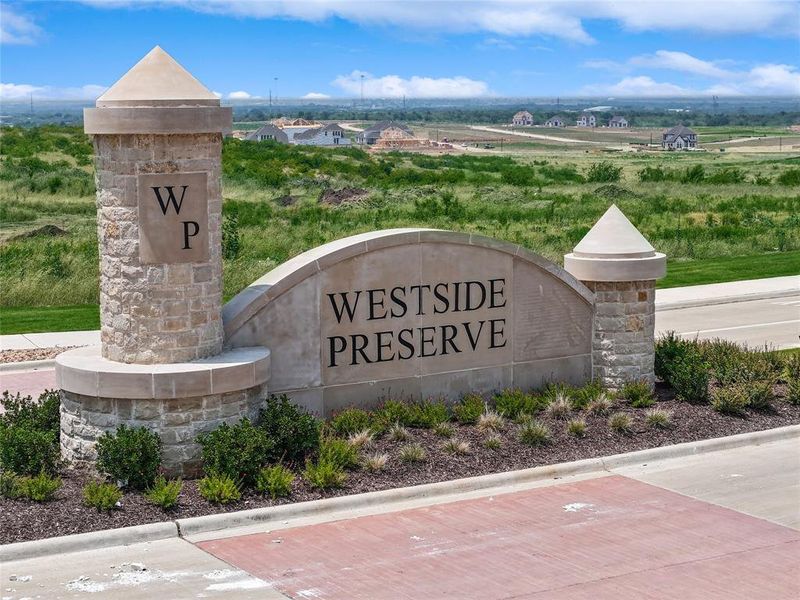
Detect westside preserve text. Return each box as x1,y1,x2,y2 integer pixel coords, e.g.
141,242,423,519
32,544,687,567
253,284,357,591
325,278,508,367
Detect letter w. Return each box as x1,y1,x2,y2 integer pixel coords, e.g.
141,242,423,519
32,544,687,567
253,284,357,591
327,291,361,324
152,186,188,215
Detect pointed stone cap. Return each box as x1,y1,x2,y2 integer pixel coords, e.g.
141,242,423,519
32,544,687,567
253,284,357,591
564,205,666,282
96,46,219,108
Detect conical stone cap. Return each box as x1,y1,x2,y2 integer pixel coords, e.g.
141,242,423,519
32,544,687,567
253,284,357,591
573,204,655,259
564,204,666,282
96,46,219,107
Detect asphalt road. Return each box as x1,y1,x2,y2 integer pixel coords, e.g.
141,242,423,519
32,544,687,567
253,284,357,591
656,295,800,350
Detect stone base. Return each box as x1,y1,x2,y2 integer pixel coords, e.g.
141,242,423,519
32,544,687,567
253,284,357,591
60,383,267,477
56,345,270,477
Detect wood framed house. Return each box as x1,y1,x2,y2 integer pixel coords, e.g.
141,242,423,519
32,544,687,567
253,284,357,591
576,113,596,127
357,121,414,145
512,110,534,126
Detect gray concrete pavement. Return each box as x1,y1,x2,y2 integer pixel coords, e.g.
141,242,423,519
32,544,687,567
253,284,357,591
655,295,800,349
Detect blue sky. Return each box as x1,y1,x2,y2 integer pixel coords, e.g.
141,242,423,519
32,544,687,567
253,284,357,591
1,1,799,100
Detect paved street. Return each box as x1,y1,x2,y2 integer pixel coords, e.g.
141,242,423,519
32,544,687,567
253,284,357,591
3,438,798,599
656,295,800,350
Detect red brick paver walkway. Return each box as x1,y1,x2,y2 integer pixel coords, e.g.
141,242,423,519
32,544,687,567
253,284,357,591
0,368,57,400
198,475,800,600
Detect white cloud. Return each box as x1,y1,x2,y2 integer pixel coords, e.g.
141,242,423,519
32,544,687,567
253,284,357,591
227,90,252,99
0,82,107,100
211,90,223,98
76,1,800,40
302,92,331,99
582,76,694,97
332,70,491,98
1,4,43,45
629,51,732,79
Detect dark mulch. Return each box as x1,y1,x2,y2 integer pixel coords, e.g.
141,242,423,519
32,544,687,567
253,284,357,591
318,187,369,205
2,387,799,545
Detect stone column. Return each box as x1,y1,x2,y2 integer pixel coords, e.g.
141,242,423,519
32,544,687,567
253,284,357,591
84,46,230,364
564,205,666,389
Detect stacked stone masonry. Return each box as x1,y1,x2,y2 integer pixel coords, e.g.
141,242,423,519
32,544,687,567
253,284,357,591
584,280,656,389
94,133,224,364
60,383,267,478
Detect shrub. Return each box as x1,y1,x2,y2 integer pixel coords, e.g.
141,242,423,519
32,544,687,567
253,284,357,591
222,211,241,260
645,408,672,429
198,473,241,504
518,419,551,446
483,434,502,450
608,412,633,434
545,394,572,419
374,400,412,430
453,394,485,424
494,389,541,419
669,356,710,404
777,168,800,186
388,423,411,441
255,465,294,499
399,443,426,463
0,424,60,477
0,390,60,433
571,381,605,410
17,472,61,502
566,418,587,437
681,164,705,184
303,459,346,489
96,425,161,490
198,418,271,487
655,332,694,384
145,476,182,509
0,471,22,499
318,437,359,470
742,380,775,411
258,394,320,465
712,387,749,416
406,399,449,428
787,377,800,406
434,422,455,438
83,481,122,511
620,380,654,408
347,429,374,449
329,408,373,436
586,161,622,183
442,439,470,455
477,409,504,432
362,452,388,472
587,392,614,415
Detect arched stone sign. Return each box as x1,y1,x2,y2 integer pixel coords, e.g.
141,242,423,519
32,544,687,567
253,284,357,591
223,229,594,416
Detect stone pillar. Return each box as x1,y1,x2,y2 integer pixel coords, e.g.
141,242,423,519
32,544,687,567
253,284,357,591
84,46,230,364
564,205,666,389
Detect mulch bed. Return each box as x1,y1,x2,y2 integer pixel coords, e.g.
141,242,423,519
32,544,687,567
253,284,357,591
0,347,78,364
2,385,799,545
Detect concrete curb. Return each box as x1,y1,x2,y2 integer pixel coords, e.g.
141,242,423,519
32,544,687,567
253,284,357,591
656,288,799,312
2,424,797,562
0,359,56,373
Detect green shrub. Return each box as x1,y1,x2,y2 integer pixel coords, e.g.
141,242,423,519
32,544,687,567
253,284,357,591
434,422,455,438
329,408,373,436
0,471,22,499
453,394,484,424
786,378,800,406
712,387,749,416
18,472,61,502
655,332,693,384
483,434,502,450
608,412,633,434
374,400,412,429
406,399,449,428
493,389,538,419
566,418,587,437
399,443,427,463
0,424,60,477
681,164,706,184
669,356,710,404
586,161,622,183
571,380,605,410
742,380,775,411
258,394,320,465
198,473,241,504
145,476,182,509
255,465,295,499
518,419,551,446
222,211,241,260
197,418,271,487
303,459,346,489
777,168,800,186
83,481,122,511
645,408,672,429
318,437,359,470
96,425,162,490
621,380,654,408
0,390,60,433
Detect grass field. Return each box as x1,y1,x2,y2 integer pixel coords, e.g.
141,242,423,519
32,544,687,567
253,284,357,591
1,125,798,334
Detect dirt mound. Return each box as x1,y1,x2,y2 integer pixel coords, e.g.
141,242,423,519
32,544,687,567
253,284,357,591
318,187,369,206
276,194,298,207
10,224,69,241
593,184,638,200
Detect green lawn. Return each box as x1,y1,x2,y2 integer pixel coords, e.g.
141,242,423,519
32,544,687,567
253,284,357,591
2,252,797,334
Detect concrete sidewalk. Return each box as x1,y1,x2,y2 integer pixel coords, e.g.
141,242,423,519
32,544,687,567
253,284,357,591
0,330,100,351
656,275,799,310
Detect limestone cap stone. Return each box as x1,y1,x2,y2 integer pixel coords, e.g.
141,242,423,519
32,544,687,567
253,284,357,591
564,204,666,282
84,46,231,134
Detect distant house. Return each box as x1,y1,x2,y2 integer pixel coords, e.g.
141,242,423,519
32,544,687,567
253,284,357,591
293,123,352,146
272,117,318,127
662,125,698,150
608,116,628,128
245,124,289,143
544,116,565,127
576,113,596,127
357,121,414,145
512,110,534,126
